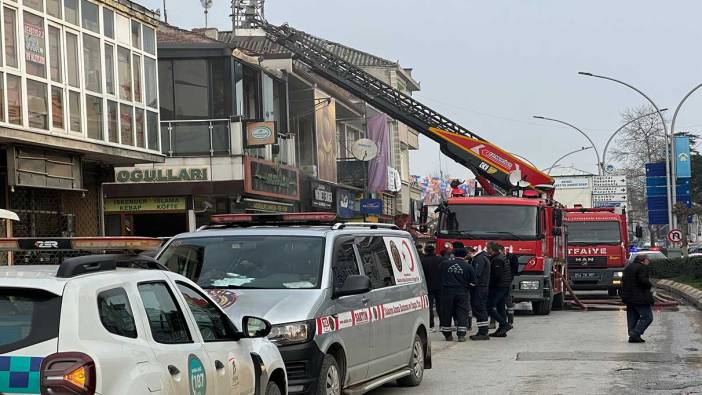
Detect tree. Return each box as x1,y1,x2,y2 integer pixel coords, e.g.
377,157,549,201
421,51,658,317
691,152,702,204
672,202,702,257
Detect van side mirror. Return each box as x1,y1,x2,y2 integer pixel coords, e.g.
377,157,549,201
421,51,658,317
334,275,371,298
242,316,272,338
552,228,562,236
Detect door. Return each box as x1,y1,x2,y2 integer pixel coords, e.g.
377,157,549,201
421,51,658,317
173,281,256,395
137,281,216,394
330,237,371,386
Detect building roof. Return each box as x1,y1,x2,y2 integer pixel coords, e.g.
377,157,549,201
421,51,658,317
157,23,229,47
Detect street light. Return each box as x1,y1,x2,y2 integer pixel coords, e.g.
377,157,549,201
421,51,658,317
602,108,669,170
533,115,602,175
546,146,594,175
578,71,673,229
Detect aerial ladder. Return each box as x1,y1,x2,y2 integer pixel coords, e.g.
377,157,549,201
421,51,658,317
256,21,554,194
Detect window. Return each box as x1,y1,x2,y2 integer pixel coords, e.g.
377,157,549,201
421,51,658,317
438,205,539,240
135,108,145,148
147,111,159,151
47,0,61,18
103,8,114,38
0,289,62,354
118,46,131,100
143,25,155,55
332,240,360,290
81,0,99,33
51,86,63,129
24,13,47,78
7,74,21,125
24,0,44,12
83,34,101,92
138,282,191,344
567,221,622,244
104,43,114,94
66,32,79,87
97,288,137,338
0,74,4,122
144,57,157,109
120,104,133,145
107,100,118,142
131,20,140,49
69,90,80,132
115,13,129,45
48,26,62,83
132,54,141,102
27,81,48,129
4,8,18,68
242,65,260,119
64,0,78,25
158,60,173,119
357,237,396,289
86,95,103,139
174,59,208,119
176,283,237,342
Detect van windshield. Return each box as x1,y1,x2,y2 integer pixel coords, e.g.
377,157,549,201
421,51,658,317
567,221,621,245
158,236,325,290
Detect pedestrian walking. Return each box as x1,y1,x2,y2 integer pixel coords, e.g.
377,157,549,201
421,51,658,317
469,246,491,340
439,247,475,342
486,242,513,337
621,254,654,343
421,244,443,331
505,249,519,325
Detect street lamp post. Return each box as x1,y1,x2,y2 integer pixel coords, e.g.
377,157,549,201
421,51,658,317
602,108,669,170
546,146,594,174
533,116,603,175
578,72,673,229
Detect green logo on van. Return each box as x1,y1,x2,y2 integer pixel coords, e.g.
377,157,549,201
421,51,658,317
188,354,207,395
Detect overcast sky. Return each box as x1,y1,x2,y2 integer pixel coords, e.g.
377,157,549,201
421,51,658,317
143,0,702,178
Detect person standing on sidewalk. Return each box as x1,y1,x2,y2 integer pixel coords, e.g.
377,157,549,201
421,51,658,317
505,248,519,325
469,246,491,341
439,247,475,342
486,242,513,337
621,254,654,343
421,244,443,331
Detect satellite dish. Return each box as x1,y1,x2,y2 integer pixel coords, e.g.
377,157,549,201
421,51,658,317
351,139,379,161
200,0,213,9
508,169,524,187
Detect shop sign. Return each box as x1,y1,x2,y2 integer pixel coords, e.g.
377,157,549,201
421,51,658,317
311,182,334,210
244,157,300,201
360,199,383,216
115,166,209,183
337,189,356,219
104,197,187,212
245,121,276,147
242,199,294,213
24,18,46,66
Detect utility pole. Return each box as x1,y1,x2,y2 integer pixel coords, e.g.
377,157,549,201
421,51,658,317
163,0,168,23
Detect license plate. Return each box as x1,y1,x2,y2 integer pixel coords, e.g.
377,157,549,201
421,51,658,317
573,272,598,280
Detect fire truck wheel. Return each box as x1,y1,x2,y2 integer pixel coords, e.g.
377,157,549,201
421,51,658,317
552,292,564,310
532,299,552,315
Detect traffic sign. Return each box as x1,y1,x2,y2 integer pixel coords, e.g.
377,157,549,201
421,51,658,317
592,193,627,202
593,176,627,187
592,186,627,195
668,229,683,244
593,201,625,208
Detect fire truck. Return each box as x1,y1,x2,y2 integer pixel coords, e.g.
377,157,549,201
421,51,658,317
259,21,567,314
564,207,629,296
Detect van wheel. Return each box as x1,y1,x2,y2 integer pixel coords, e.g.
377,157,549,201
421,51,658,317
398,334,425,387
552,292,564,309
532,298,552,315
265,381,282,395
317,354,342,395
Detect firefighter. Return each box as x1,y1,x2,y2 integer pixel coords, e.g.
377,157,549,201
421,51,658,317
421,244,443,330
486,242,514,337
505,247,519,325
469,246,491,341
439,247,475,342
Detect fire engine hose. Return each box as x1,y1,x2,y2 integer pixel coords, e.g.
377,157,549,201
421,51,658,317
561,273,588,311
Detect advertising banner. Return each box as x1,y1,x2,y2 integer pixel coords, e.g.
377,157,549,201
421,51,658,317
337,189,356,218
244,157,300,201
360,199,383,215
383,237,422,285
314,90,337,183
368,113,389,192
675,135,691,178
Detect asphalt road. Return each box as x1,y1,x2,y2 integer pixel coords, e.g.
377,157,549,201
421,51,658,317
371,292,702,394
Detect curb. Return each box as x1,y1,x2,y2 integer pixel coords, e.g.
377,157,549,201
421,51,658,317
654,279,702,310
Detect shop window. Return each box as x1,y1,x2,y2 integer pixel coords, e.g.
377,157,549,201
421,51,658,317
66,32,79,87
173,59,208,119
132,54,142,103
143,26,155,55
47,0,61,18
144,57,157,109
7,74,21,125
117,46,131,101
147,111,159,151
103,9,114,39
86,95,103,140
27,80,48,130
24,13,47,78
115,13,129,46
3,8,17,68
104,43,115,95
135,108,145,148
25,0,43,12
131,20,141,49
81,0,99,33
120,104,133,146
64,0,78,25
51,86,63,129
107,100,118,143
69,91,80,132
158,59,174,119
48,26,62,83
83,33,101,93
0,74,4,123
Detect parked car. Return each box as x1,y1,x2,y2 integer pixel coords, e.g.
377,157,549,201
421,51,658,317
158,213,432,395
0,248,286,395
628,250,668,263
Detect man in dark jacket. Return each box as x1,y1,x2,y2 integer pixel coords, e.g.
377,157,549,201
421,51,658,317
469,247,491,340
439,247,475,342
486,242,514,337
421,244,443,330
505,249,519,325
621,255,654,343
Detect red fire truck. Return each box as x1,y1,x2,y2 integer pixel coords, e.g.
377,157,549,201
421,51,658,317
564,207,629,296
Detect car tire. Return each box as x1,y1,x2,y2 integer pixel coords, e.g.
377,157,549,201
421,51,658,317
317,354,342,395
552,292,564,309
532,298,552,315
608,288,619,297
265,381,283,395
398,333,425,387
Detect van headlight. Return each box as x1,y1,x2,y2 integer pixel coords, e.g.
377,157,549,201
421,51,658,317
268,320,314,346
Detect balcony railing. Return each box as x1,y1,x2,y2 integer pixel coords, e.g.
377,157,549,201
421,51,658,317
160,119,231,157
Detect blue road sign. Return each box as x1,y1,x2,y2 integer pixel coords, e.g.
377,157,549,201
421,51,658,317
675,136,692,178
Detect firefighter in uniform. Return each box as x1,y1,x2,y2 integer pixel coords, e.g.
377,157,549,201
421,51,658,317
439,247,475,342
470,247,492,340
